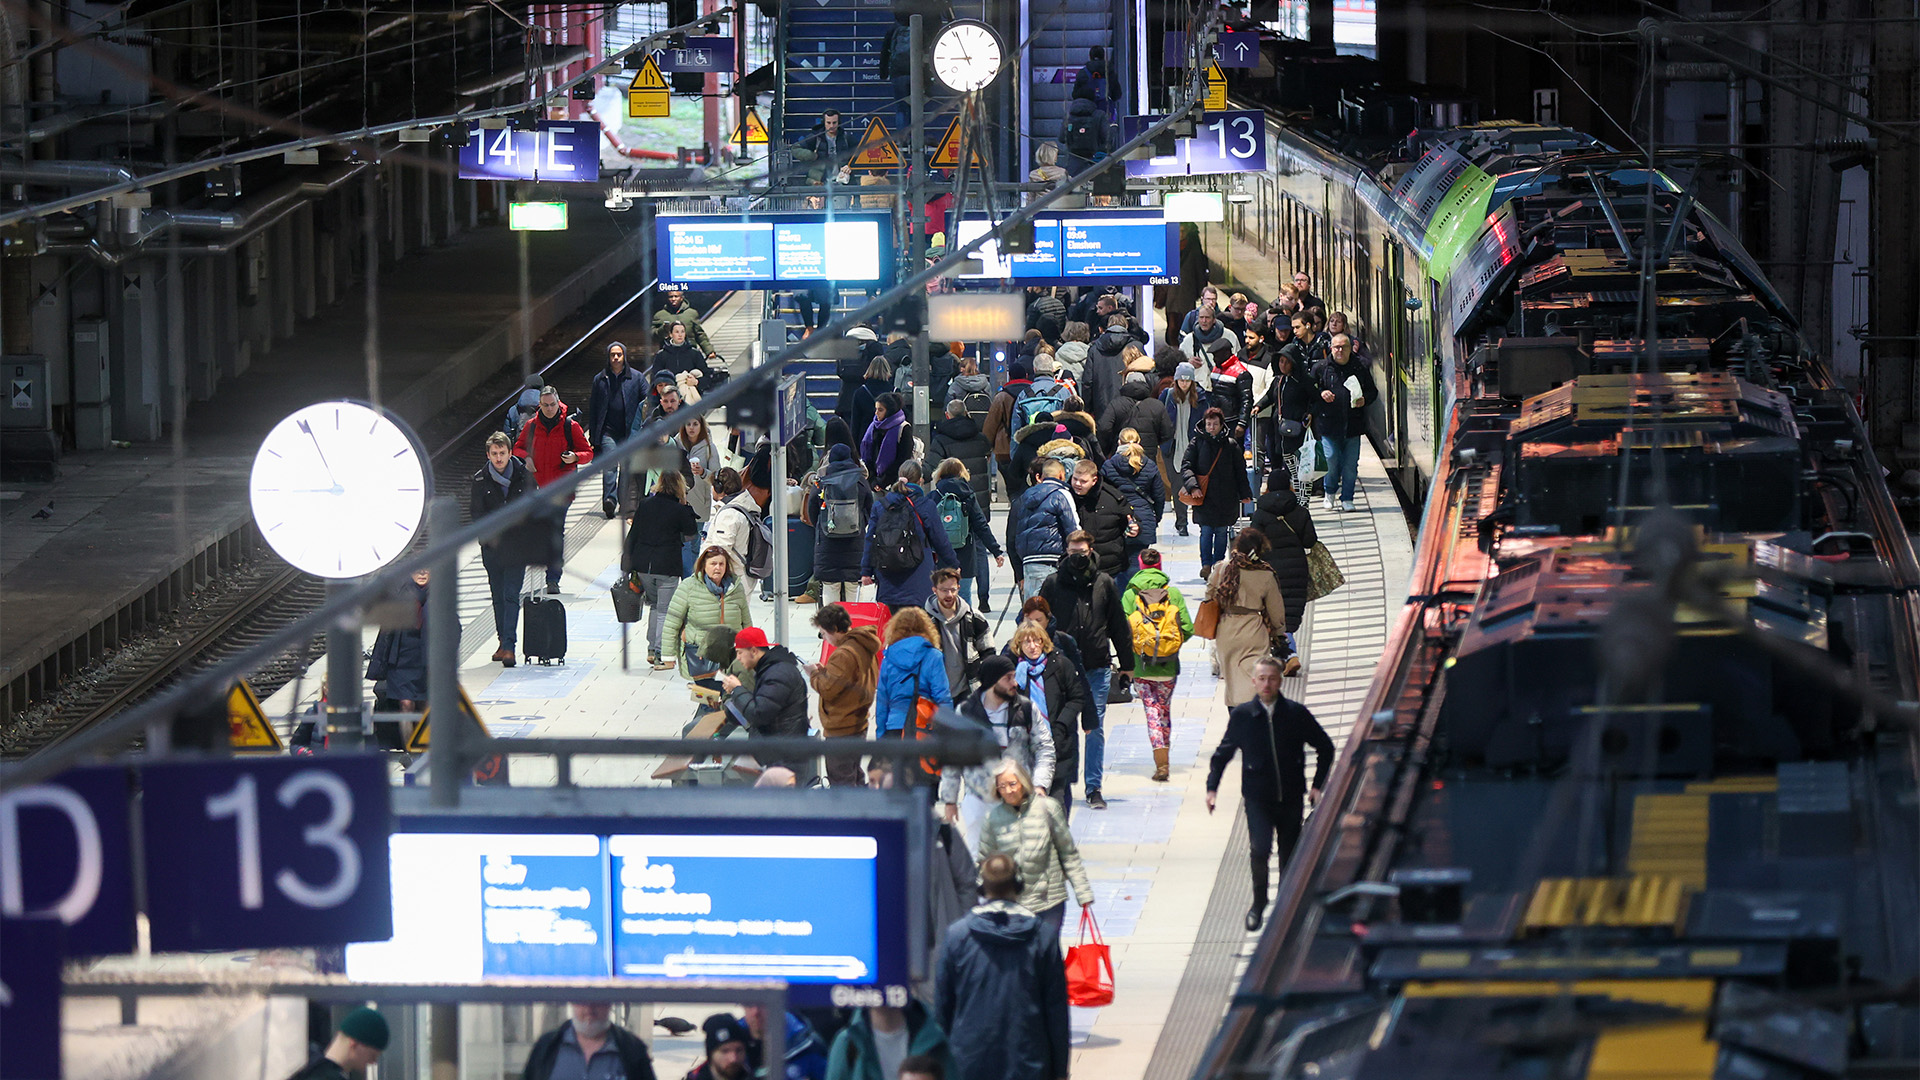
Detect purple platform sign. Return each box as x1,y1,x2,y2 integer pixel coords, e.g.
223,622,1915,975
459,121,601,183
1123,110,1266,177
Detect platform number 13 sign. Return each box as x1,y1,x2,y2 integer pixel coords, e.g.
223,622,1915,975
141,756,392,951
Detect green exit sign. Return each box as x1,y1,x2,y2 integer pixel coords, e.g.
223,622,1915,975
508,201,568,231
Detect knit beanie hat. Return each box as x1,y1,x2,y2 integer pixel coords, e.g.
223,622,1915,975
339,1008,390,1051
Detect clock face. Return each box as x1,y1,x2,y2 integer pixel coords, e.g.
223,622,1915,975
249,400,429,579
932,21,1003,93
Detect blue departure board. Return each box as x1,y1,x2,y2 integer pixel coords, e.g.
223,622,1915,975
657,213,892,288
950,209,1179,285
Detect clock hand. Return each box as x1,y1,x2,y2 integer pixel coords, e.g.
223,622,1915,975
296,419,344,492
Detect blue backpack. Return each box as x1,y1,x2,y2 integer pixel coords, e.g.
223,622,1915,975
1014,378,1070,429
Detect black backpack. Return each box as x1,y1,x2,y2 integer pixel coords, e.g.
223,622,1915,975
871,495,927,574
1064,115,1099,156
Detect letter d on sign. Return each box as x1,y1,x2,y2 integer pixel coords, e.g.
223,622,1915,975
0,766,135,956
0,786,100,923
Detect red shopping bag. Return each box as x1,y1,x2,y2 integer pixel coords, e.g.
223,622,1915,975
1065,908,1114,1007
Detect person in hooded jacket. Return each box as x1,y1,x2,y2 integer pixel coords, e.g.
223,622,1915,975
1037,530,1136,810
366,568,430,711
1120,548,1193,782
1098,369,1174,462
1067,458,1138,580
1249,481,1315,674
586,341,644,518
847,357,894,447
720,627,813,777
936,853,1071,1080
860,461,960,613
1253,338,1316,498
837,326,883,419
1005,457,1080,598
928,399,992,494
861,391,910,488
1053,321,1091,383
1008,405,1097,482
1103,434,1164,587
932,458,1005,612
945,355,992,412
1180,407,1252,576
824,1000,956,1080
873,606,952,738
983,361,1033,501
1025,286,1067,343
810,602,881,788
513,386,594,594
803,443,873,605
1083,313,1134,421
1061,91,1107,172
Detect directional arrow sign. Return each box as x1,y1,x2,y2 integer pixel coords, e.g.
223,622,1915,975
797,42,844,82
1218,32,1259,68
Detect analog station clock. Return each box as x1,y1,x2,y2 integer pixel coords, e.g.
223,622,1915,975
249,400,430,579
932,20,1004,93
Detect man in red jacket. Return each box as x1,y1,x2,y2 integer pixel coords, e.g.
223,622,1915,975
513,386,594,594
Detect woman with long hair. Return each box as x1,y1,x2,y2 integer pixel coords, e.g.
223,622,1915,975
676,414,720,575
1180,406,1252,576
625,471,701,669
848,356,894,446
861,391,910,488
660,544,754,686
1161,363,1207,538
1208,528,1288,705
1104,429,1164,586
875,606,952,763
977,757,1093,939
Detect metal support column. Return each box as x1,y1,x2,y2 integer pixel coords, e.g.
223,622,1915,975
909,15,932,453
429,1002,460,1080
1871,0,1919,485
427,496,463,807
324,579,365,749
772,411,789,648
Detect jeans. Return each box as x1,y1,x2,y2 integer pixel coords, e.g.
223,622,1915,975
824,735,867,789
1083,667,1111,792
1117,543,1146,593
1199,524,1233,569
1246,796,1305,910
973,546,992,607
598,434,621,504
480,546,520,648
637,573,678,657
1321,433,1362,503
545,505,567,589
682,525,705,578
1019,557,1057,601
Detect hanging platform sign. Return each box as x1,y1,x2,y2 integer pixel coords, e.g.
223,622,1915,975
627,54,671,118
458,121,601,182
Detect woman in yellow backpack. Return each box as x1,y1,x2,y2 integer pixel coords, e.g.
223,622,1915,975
1120,548,1194,782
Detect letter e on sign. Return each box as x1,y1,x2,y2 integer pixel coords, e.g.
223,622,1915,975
0,765,135,957
141,756,392,951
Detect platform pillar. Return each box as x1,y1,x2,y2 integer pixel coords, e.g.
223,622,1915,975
110,258,162,441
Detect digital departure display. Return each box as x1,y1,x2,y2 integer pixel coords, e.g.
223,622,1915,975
950,209,1179,285
342,817,909,1005
656,214,892,289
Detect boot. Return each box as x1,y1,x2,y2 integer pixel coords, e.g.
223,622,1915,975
1151,747,1170,782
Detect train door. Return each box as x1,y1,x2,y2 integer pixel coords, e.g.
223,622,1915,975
1386,241,1411,470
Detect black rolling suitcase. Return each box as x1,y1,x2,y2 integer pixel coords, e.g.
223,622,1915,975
521,594,568,664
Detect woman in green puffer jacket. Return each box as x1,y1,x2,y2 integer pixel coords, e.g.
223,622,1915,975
660,544,754,683
977,758,1092,939
1120,548,1194,783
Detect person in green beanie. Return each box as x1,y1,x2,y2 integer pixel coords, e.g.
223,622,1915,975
286,1006,387,1079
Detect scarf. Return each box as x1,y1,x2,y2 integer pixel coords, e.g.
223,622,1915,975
486,460,513,492
703,573,733,597
863,410,906,472
1016,655,1051,726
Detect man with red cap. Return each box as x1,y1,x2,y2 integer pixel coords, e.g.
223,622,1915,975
719,627,814,779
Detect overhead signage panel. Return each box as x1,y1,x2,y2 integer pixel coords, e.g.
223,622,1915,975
950,209,1178,286
657,213,892,289
654,37,736,73
343,816,911,1006
1121,110,1266,176
0,766,135,957
459,121,601,182
1162,31,1260,68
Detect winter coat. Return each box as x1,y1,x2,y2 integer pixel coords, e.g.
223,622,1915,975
1102,453,1165,546
1010,410,1097,478
924,593,995,700
862,409,909,488
469,456,544,564
935,901,1071,1080
1250,489,1316,633
366,581,428,704
1310,356,1378,440
848,377,893,446
928,416,992,502
682,436,719,520
934,476,1002,574
1004,646,1089,785
804,446,874,584
512,405,594,493
520,1021,656,1080
587,363,645,444
1181,428,1251,528
739,644,812,768
823,1002,955,1080
983,378,1031,462
652,301,714,355
1209,353,1253,431
624,494,699,577
928,345,958,405
942,686,1057,803
1038,557,1137,670
1026,293,1067,341
1179,322,1240,363
861,483,961,609
1207,557,1288,705
1206,694,1335,804
1257,352,1317,429
979,793,1092,914
660,571,753,681
1120,568,1194,680
1160,386,1208,472
946,372,992,407
1083,326,1133,420
812,625,881,738
1098,377,1175,461
708,489,765,581
1071,479,1137,578
1006,477,1079,567
650,340,708,384
874,634,951,736
1053,340,1090,383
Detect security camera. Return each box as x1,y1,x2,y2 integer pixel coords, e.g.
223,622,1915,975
605,190,635,211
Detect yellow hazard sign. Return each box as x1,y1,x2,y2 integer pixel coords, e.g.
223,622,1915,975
1203,62,1228,110
731,106,769,146
406,685,491,753
848,117,902,170
929,116,985,170
628,54,670,117
227,680,284,753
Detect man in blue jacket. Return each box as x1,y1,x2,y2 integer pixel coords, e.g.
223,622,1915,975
1005,457,1080,600
861,460,960,615
936,854,1070,1080
586,341,644,519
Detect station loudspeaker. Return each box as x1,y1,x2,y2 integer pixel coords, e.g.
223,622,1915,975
1001,219,1036,255
1093,167,1126,198
732,381,777,431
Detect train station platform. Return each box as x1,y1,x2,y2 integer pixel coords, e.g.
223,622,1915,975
0,196,647,723
240,432,1415,1079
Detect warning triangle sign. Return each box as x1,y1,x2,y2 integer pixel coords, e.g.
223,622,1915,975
929,116,985,170
406,685,491,753
731,107,769,146
227,680,284,753
848,117,902,170
1203,61,1228,110
632,53,668,91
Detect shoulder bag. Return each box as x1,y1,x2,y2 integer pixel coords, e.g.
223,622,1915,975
1279,516,1345,602
1179,440,1223,507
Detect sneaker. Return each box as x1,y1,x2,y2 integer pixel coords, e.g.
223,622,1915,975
1176,527,1190,537
1341,500,1355,513
1085,790,1107,810
1322,494,1335,511
545,583,561,595
652,656,677,671
602,497,618,519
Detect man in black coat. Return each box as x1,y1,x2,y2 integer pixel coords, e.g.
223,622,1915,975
521,1003,656,1080
1026,286,1067,342
469,432,542,667
1098,370,1174,460
1082,313,1134,421
1310,332,1377,513
721,628,814,776
1206,656,1335,931
1038,530,1136,810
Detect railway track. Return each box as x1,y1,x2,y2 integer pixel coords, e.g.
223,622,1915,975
2,268,698,759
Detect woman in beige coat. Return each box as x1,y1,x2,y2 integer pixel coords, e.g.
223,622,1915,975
1208,528,1288,706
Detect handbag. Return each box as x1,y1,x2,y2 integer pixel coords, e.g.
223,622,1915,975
610,576,645,623
1278,516,1345,602
1108,671,1133,703
1178,440,1225,507
680,585,730,677
907,671,941,778
1279,417,1306,440
1065,908,1115,1007
1192,596,1220,640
